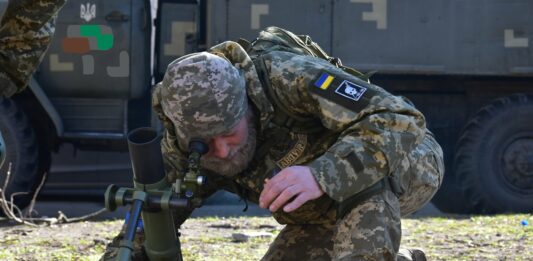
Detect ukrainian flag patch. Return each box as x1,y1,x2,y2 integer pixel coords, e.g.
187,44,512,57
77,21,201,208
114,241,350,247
314,73,334,90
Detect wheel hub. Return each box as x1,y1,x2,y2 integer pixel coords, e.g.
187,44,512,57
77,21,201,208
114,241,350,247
502,138,533,190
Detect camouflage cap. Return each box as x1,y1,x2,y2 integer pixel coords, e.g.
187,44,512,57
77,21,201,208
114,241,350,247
158,52,248,145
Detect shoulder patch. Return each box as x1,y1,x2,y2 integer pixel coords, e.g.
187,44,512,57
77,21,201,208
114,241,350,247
311,71,373,112
314,73,335,90
335,80,367,101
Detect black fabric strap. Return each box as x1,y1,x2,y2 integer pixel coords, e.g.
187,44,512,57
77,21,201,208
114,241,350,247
337,178,392,220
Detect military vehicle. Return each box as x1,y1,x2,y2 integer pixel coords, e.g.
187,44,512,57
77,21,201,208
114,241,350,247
0,0,532,214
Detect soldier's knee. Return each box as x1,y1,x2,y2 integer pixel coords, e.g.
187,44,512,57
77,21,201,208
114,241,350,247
398,132,444,216
333,191,401,261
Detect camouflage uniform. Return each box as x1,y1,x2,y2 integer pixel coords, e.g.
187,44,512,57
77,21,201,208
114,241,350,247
0,0,66,97
149,41,445,261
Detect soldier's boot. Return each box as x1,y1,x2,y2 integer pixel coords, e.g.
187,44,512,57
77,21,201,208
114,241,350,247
397,248,427,261
100,228,148,261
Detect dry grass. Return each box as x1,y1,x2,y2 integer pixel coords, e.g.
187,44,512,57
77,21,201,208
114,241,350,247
0,214,531,260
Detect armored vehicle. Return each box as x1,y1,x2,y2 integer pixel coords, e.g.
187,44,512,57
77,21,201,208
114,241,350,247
0,0,532,214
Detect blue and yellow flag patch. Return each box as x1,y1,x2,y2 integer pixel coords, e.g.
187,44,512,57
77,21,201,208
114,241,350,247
314,73,334,90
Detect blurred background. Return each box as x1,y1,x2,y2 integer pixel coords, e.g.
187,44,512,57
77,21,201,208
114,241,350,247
1,0,532,218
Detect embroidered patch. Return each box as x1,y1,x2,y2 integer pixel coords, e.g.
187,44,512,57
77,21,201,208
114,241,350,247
314,73,334,90
276,133,307,169
310,70,374,112
335,80,367,101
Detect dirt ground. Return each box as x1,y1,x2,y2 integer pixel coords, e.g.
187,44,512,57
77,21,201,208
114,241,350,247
0,212,531,261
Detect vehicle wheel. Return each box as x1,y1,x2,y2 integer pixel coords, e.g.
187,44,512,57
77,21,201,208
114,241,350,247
431,174,473,214
0,97,45,211
454,94,533,213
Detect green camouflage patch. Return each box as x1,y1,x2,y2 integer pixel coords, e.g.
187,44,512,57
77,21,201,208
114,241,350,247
0,0,66,97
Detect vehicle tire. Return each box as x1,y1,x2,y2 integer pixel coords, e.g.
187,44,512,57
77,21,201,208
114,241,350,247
0,96,46,211
454,94,533,213
431,175,473,214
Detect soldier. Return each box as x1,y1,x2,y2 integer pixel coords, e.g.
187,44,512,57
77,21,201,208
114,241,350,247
147,38,445,261
0,0,66,97
104,35,444,260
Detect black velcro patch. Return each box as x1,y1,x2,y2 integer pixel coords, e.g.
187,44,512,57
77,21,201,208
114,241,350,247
310,71,374,112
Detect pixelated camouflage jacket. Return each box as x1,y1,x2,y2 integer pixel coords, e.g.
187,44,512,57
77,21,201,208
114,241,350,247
153,41,426,225
0,0,66,97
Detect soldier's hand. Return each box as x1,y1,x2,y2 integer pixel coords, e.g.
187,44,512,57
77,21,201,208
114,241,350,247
259,166,324,213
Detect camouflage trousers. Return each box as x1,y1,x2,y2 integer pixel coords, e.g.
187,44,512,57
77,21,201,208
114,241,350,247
261,132,443,261
262,189,409,261
0,0,66,97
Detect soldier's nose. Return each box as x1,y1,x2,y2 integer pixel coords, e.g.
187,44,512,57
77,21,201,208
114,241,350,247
211,137,230,159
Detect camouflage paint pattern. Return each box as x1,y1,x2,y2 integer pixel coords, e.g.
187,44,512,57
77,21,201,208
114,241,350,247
149,41,442,260
397,132,444,216
261,217,336,261
0,0,66,97
208,41,275,131
261,190,403,261
332,190,401,261
258,51,427,202
153,52,248,150
260,189,428,261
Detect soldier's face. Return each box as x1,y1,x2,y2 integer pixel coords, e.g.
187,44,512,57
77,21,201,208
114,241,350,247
201,111,257,177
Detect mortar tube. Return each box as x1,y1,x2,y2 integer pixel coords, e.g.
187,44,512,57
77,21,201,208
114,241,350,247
127,128,182,260
127,127,166,184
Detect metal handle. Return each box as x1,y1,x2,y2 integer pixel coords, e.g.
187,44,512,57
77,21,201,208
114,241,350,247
105,10,129,22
